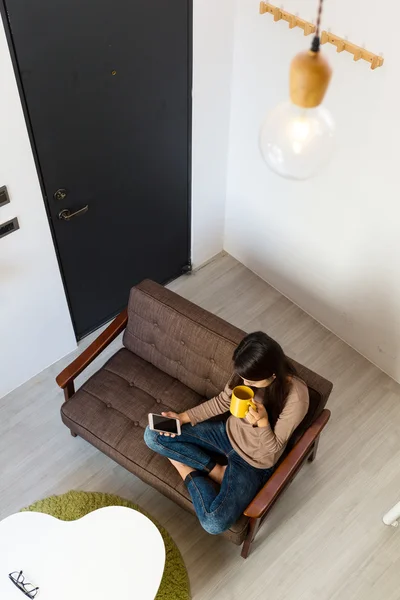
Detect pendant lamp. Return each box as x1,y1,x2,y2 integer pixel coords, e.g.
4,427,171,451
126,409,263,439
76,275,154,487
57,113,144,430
260,0,334,180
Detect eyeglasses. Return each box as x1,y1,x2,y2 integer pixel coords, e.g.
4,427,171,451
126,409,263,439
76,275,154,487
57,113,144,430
8,571,39,598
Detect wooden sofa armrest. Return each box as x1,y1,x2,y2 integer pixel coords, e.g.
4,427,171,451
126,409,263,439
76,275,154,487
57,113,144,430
244,409,331,519
56,309,128,390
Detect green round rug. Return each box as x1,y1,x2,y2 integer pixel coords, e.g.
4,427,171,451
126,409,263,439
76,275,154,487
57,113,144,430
23,490,190,600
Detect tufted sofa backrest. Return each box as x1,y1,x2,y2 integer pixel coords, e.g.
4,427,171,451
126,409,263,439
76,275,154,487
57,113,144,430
123,280,245,398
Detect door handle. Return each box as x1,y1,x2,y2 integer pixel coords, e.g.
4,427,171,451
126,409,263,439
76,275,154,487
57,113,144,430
58,205,89,221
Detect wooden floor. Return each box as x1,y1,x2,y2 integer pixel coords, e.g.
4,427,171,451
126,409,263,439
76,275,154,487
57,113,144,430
1,254,400,600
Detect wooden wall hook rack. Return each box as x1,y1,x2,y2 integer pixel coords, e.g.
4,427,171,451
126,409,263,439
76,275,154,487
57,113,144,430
259,1,316,36
260,1,384,70
320,31,384,70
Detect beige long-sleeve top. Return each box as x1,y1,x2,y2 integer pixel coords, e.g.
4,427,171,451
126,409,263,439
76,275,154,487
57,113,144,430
186,375,309,469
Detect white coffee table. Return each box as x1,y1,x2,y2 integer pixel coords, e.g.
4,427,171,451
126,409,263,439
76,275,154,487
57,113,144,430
0,506,165,599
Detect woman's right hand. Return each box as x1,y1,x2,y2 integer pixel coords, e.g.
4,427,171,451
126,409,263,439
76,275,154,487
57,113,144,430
159,411,190,437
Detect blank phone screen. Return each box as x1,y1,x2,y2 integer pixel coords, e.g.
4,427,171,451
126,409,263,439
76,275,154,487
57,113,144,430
152,415,179,434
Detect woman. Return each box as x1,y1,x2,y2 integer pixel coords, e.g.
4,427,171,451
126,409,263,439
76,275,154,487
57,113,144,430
144,331,309,535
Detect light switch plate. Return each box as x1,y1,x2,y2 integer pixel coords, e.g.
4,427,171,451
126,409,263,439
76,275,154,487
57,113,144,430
0,185,10,208
0,217,19,239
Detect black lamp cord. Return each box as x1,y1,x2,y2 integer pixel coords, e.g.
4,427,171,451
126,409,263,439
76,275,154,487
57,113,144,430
311,0,324,52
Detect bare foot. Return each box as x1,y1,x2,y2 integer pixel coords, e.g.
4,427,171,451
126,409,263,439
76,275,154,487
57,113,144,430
209,464,227,485
168,458,196,481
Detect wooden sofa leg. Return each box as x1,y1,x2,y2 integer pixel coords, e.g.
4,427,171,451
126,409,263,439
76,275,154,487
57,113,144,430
70,430,78,438
308,436,320,463
241,517,260,559
64,382,75,402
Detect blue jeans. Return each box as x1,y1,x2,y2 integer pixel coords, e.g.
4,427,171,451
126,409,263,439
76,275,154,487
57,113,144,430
144,421,274,535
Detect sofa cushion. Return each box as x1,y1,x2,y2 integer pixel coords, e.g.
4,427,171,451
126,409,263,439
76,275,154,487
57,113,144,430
123,279,245,399
61,348,249,545
288,365,333,449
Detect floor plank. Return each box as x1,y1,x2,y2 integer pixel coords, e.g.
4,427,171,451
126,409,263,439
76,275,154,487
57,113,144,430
1,253,400,599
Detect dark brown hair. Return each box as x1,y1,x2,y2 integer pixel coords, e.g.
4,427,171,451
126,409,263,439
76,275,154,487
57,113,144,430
233,331,297,429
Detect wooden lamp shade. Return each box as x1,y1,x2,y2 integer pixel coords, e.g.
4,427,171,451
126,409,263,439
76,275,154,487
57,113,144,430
290,49,332,109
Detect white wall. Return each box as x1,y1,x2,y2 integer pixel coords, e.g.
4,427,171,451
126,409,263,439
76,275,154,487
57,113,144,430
225,0,400,381
191,0,235,266
0,18,77,398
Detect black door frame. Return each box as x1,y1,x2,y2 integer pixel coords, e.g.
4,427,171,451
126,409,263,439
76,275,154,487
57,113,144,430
0,0,193,340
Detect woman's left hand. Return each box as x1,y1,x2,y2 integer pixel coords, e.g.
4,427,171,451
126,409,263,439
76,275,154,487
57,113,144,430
245,402,268,426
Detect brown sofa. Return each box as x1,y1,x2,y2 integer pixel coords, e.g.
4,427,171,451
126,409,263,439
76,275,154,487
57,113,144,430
57,279,332,558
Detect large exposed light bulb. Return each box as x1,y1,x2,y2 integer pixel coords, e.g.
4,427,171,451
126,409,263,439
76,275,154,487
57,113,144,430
260,101,335,180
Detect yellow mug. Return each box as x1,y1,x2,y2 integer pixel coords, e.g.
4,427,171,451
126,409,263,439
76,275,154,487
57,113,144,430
230,386,256,418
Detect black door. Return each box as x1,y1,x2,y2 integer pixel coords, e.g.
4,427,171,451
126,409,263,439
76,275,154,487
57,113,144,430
3,0,191,338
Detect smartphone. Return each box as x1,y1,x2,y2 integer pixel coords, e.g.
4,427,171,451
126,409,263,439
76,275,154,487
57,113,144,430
148,413,181,435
